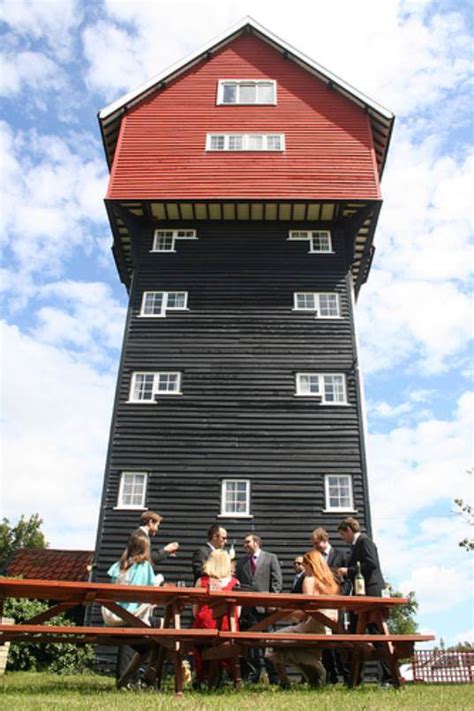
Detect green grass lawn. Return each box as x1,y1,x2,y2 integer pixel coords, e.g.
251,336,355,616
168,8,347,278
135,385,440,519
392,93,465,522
0,672,472,710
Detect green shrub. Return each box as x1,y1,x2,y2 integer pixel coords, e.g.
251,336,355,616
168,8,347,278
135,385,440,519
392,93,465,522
4,596,94,674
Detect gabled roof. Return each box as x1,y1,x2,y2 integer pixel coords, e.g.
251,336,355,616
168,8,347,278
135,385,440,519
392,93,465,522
6,548,94,582
98,16,394,176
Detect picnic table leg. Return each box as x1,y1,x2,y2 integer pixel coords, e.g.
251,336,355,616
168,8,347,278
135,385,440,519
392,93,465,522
349,611,367,687
173,649,184,696
374,613,402,688
153,605,173,690
228,603,242,690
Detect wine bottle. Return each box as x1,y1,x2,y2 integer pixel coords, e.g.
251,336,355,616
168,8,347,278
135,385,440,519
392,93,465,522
354,561,366,595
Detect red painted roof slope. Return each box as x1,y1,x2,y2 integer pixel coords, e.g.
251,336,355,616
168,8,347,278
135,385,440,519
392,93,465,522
6,548,94,582
107,34,380,201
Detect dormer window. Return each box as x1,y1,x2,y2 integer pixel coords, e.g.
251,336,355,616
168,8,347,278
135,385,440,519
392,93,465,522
206,133,285,152
217,80,276,105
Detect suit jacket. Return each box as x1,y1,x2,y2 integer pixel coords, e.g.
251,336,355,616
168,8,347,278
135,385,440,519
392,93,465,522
130,527,167,566
326,545,346,569
191,543,213,583
346,533,385,596
236,550,283,594
290,572,305,594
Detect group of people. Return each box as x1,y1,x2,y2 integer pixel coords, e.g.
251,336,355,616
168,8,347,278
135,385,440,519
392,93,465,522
105,511,392,689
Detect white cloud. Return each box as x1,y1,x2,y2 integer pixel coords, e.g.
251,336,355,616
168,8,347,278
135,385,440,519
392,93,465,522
34,280,126,366
0,121,109,292
369,391,474,535
368,394,474,624
1,321,116,547
0,51,65,99
2,0,82,60
368,389,434,419
359,274,472,373
398,566,473,614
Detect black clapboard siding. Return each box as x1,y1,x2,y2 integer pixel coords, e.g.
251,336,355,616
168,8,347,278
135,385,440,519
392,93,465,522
93,219,371,607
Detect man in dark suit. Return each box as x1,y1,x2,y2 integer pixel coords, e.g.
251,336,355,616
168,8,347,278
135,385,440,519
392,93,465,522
191,524,228,583
236,534,282,683
336,517,393,686
336,517,385,596
132,510,179,565
290,555,305,594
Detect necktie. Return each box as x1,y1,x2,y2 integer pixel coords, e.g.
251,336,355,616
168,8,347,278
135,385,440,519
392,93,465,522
250,555,257,575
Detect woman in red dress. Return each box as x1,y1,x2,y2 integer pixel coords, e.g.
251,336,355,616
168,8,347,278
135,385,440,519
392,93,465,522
192,550,240,686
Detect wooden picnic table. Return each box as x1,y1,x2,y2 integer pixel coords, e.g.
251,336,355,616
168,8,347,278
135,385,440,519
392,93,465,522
0,578,434,693
201,589,435,688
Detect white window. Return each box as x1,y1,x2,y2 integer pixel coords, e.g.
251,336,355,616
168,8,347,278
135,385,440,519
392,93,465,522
217,80,276,105
293,292,340,318
117,472,148,509
288,230,333,253
206,133,285,152
295,373,347,404
129,371,181,402
140,291,188,317
151,229,197,252
220,479,251,516
324,474,354,511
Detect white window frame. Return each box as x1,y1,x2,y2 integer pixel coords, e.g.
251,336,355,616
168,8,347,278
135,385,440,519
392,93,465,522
128,371,182,403
293,292,341,318
295,373,347,404
140,291,188,317
324,474,355,512
151,229,197,253
206,133,285,152
217,79,277,105
116,471,148,510
288,230,333,253
219,479,251,518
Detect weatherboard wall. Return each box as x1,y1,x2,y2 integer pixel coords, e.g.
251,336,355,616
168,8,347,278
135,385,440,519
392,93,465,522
107,33,380,202
93,220,370,587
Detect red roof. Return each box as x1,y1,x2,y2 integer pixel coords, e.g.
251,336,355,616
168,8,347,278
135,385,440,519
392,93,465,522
6,548,94,582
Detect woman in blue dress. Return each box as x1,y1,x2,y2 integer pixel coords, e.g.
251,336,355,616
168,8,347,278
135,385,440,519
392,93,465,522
102,534,161,626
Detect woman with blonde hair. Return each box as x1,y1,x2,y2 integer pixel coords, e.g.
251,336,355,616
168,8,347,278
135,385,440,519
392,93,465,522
266,549,340,688
192,549,240,686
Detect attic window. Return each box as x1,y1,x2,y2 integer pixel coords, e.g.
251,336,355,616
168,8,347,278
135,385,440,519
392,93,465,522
217,80,276,105
206,133,285,152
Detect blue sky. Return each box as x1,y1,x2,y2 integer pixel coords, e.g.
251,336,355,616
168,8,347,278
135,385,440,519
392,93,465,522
1,0,473,648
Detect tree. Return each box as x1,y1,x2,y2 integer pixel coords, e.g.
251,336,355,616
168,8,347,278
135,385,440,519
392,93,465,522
0,514,48,571
387,590,418,635
454,469,474,552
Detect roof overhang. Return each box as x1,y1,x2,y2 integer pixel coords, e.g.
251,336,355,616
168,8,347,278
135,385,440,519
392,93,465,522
98,16,394,176
106,198,381,298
